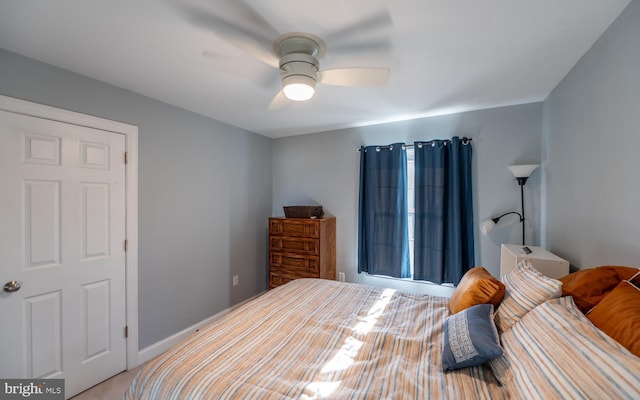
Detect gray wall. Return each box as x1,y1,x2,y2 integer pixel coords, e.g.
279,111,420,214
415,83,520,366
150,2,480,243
0,49,272,349
272,103,543,294
542,1,639,269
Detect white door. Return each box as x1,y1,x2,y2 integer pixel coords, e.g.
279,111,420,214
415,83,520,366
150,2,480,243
0,110,127,398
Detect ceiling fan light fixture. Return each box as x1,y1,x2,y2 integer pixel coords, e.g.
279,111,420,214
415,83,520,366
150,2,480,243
282,75,316,101
279,52,319,102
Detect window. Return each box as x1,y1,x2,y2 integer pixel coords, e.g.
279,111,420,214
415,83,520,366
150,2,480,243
358,138,474,285
406,147,415,277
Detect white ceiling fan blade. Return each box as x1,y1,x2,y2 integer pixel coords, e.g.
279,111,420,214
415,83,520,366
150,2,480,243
268,90,289,110
330,39,392,56
319,68,390,86
180,4,279,68
202,51,277,87
220,33,280,68
227,0,279,39
323,10,393,43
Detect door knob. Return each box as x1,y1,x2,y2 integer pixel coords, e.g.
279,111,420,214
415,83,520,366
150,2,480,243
3,281,21,292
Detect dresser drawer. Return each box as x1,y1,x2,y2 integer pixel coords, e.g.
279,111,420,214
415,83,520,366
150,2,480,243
268,216,335,289
270,253,320,275
270,237,319,255
269,219,319,238
269,272,283,289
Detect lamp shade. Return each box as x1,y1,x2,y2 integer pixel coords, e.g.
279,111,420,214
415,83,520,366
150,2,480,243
282,75,316,101
480,219,496,236
507,164,539,178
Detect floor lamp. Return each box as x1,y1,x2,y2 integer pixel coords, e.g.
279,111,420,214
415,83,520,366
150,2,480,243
480,164,539,245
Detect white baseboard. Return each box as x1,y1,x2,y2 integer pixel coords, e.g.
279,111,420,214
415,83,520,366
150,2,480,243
135,291,266,367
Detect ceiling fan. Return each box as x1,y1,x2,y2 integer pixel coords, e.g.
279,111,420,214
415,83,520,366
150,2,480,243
183,1,392,108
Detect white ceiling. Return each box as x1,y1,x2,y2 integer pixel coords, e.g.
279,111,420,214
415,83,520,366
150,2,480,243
0,0,630,138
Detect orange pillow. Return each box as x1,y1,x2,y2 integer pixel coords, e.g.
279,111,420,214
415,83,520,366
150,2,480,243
587,280,640,357
559,266,638,313
449,266,505,314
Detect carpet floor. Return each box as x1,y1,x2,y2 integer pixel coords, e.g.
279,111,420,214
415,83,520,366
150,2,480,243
70,365,143,399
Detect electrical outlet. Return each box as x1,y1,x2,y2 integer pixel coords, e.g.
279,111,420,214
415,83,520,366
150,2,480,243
338,272,345,282
232,275,238,286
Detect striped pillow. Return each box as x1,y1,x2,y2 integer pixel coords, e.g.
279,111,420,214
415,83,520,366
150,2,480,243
501,296,640,399
495,259,562,333
488,296,578,387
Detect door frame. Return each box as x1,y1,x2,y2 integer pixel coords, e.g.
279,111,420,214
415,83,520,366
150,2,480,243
0,94,140,369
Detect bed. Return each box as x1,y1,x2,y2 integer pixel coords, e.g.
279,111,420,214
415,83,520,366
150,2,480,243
125,263,640,399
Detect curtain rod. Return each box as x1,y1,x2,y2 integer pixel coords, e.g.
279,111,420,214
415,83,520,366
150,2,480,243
356,137,474,152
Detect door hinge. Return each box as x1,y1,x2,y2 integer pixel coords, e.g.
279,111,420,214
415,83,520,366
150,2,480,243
124,152,128,164
124,326,128,338
124,239,128,252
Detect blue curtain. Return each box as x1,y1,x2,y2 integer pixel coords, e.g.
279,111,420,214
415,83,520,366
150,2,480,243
358,143,411,278
413,137,474,284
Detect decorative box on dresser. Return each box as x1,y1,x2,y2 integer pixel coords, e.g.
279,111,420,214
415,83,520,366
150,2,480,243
268,217,336,289
500,244,570,279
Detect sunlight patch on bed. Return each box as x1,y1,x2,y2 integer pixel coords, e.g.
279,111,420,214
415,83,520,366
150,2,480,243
320,336,363,374
308,287,397,399
302,380,342,399
352,288,396,335
322,288,396,374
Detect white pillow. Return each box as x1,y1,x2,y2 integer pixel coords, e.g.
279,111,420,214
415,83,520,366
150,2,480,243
495,259,562,333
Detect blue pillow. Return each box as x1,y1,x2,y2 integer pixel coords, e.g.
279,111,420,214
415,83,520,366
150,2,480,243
442,303,503,371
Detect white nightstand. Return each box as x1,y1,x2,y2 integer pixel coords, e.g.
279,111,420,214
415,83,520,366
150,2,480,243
500,244,570,279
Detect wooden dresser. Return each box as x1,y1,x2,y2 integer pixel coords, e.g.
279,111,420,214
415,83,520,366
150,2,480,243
268,217,336,289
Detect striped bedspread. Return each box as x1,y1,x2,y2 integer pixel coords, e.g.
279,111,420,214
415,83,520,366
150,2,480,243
125,279,505,399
